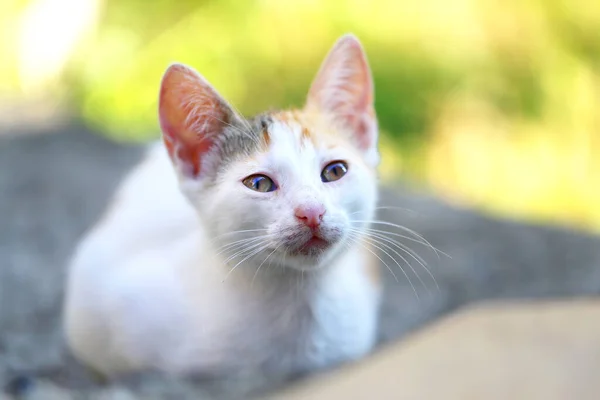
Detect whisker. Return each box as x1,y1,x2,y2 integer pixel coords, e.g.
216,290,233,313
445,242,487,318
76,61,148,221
365,230,429,265
266,247,285,275
218,235,262,248
222,239,270,265
252,244,282,285
352,219,432,244
355,234,420,301
346,233,399,284
212,228,269,241
222,242,270,282
348,206,420,217
373,206,420,216
363,227,434,250
368,228,451,260
354,229,436,295
265,248,281,275
362,230,439,291
348,210,366,217
352,229,427,289
351,220,449,259
215,235,273,255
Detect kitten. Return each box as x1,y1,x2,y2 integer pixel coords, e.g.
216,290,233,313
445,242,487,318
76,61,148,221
63,34,382,379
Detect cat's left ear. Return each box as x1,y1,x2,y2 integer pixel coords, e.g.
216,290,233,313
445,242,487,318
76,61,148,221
159,63,238,180
306,34,378,164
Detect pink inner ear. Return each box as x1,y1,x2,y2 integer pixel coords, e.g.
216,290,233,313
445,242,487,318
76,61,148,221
353,105,376,150
306,35,377,151
159,64,229,178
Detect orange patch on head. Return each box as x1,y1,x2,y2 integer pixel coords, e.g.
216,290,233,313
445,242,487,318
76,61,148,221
270,107,373,161
262,128,271,147
272,109,331,146
301,126,312,140
272,110,301,125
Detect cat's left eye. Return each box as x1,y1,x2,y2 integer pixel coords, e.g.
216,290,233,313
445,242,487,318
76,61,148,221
321,161,348,183
242,174,277,192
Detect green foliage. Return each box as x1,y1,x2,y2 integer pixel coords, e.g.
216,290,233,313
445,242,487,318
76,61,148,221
4,0,600,231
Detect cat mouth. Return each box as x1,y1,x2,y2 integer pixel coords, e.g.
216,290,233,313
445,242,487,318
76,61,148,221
300,236,329,251
288,234,331,257
279,224,344,260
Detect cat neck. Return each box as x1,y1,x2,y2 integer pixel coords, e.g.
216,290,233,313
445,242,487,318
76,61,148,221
207,245,363,312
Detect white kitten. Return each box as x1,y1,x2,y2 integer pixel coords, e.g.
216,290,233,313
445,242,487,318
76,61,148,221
63,34,382,379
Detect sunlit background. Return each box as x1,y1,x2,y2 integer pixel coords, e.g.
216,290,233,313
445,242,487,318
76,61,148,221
2,0,599,231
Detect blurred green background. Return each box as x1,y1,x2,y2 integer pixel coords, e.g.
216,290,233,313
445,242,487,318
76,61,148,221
2,0,599,231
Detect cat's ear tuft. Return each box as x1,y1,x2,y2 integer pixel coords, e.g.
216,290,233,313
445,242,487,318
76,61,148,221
306,34,378,160
159,63,235,178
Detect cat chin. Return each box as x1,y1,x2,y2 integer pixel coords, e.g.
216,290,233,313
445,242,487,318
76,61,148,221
284,251,329,271
277,240,347,272
282,253,343,272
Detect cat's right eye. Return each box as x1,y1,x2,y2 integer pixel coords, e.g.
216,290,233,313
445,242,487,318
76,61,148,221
321,161,348,183
242,174,277,193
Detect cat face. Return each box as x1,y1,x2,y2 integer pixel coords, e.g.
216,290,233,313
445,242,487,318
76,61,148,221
199,112,378,269
159,34,379,270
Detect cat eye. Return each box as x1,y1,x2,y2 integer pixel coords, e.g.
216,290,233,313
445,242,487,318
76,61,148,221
242,174,277,192
321,161,348,183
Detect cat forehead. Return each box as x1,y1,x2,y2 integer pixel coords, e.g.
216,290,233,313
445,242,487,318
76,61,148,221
265,110,340,151
268,117,311,151
213,110,347,176
263,112,347,167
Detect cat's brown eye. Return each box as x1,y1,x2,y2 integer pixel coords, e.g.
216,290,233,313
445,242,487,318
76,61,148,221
321,161,348,183
242,174,277,192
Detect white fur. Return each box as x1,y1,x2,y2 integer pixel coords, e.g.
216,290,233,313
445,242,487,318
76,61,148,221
63,120,381,378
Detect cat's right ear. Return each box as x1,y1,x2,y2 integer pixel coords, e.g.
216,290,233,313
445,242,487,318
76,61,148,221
159,63,235,179
305,34,378,165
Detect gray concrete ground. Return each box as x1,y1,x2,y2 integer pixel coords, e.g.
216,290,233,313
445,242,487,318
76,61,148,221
1,126,600,399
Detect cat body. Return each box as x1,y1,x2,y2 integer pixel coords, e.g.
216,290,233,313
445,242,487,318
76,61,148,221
64,35,382,378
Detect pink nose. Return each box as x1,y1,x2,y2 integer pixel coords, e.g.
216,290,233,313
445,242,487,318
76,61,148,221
295,204,326,229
